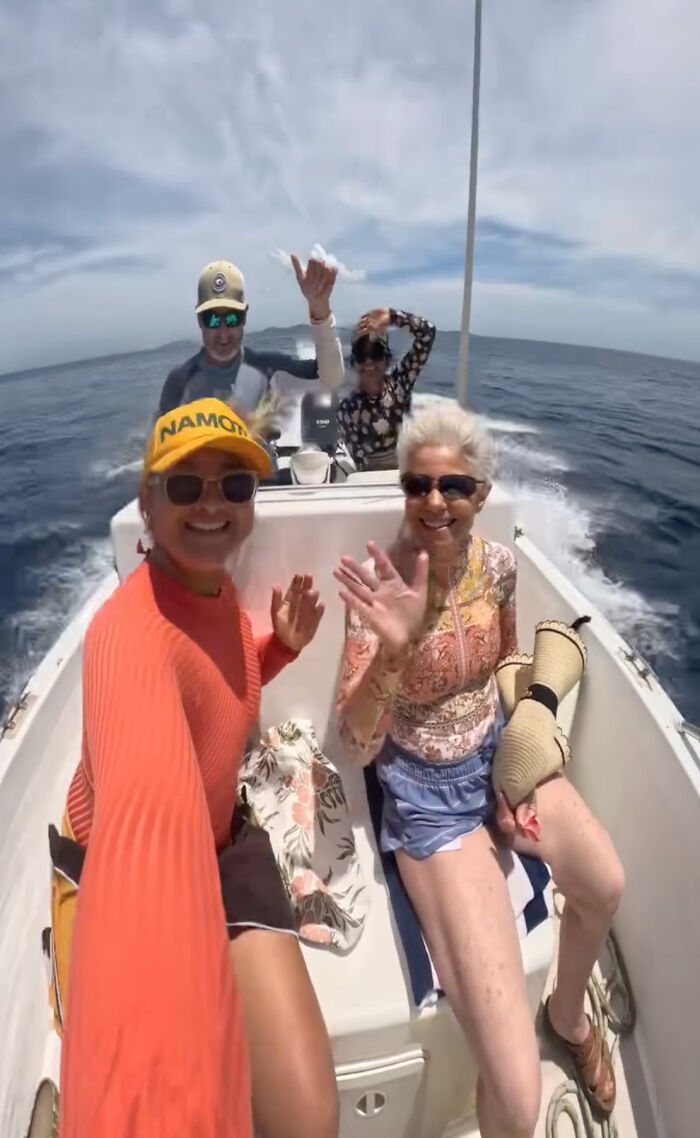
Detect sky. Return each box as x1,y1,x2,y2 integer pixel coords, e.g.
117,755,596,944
1,0,699,373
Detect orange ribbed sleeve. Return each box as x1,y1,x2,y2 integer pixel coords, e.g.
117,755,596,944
60,614,251,1138
255,631,299,686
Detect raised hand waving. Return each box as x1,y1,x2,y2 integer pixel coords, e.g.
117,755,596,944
334,541,429,656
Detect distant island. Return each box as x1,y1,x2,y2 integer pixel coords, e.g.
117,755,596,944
2,326,698,382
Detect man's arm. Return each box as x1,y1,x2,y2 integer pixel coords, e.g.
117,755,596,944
244,346,318,382
291,254,345,389
310,312,344,389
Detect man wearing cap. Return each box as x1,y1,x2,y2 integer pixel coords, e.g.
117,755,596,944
158,256,344,416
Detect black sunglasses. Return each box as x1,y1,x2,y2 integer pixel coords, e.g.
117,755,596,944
199,309,246,330
401,472,485,501
157,471,258,506
350,340,389,366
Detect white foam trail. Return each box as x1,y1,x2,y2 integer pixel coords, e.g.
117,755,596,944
2,539,113,710
412,395,567,473
505,479,679,657
413,395,540,436
10,520,81,544
294,338,316,361
413,392,458,412
498,438,570,475
481,416,540,436
90,458,141,481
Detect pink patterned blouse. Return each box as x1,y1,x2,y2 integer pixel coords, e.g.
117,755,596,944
336,537,517,764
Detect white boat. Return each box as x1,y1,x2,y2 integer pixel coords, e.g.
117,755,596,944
2,459,700,1137
3,6,699,1136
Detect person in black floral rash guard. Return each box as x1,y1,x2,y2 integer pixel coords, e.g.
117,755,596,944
337,307,436,470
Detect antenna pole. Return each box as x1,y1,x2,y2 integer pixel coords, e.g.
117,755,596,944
456,0,482,409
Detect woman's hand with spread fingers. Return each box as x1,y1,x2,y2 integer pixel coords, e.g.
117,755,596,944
271,574,325,652
334,541,429,657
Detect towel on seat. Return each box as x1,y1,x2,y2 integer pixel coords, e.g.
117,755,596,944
364,764,551,1009
240,720,369,951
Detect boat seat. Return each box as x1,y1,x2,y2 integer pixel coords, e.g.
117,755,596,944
236,489,554,1058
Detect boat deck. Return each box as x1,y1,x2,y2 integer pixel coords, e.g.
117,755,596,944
22,675,655,1138
7,479,696,1135
527,924,655,1138
35,906,655,1137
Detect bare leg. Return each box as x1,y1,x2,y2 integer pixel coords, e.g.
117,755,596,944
505,775,625,1047
229,930,338,1138
397,826,541,1138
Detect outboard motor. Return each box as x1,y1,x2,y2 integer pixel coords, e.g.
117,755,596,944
289,444,333,486
299,390,339,455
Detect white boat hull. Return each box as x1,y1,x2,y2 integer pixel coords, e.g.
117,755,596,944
1,474,697,1136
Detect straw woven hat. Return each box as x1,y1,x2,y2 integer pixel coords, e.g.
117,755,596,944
492,618,589,807
492,700,572,808
530,620,586,700
495,653,534,719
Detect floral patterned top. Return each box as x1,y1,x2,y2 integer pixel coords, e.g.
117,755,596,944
336,537,517,764
337,309,436,470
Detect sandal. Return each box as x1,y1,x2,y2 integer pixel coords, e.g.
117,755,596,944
543,996,616,1118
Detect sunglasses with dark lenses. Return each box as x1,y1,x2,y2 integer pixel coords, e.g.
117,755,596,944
401,472,484,501
200,309,246,330
351,340,389,366
160,471,258,506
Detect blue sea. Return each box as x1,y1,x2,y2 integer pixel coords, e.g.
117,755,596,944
1,330,698,725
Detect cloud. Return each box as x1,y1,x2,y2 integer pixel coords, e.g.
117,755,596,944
0,0,699,372
270,244,366,284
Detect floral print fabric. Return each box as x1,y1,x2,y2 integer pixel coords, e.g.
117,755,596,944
337,537,517,764
239,719,369,951
337,309,436,470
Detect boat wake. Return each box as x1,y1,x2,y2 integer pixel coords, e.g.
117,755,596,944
0,539,114,721
0,378,681,725
89,457,142,481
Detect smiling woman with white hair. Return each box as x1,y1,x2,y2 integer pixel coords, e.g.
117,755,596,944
396,403,499,482
335,404,623,1137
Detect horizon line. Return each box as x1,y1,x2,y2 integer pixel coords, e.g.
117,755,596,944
2,326,699,381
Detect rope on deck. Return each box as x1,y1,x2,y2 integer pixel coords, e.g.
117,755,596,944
546,930,636,1138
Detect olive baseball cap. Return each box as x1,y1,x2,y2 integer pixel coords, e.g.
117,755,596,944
195,261,247,315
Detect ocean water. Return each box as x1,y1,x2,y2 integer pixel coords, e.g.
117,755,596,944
1,330,698,725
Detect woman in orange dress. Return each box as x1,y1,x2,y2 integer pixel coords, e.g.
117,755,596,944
49,399,338,1138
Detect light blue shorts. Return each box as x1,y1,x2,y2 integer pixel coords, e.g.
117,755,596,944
376,711,504,860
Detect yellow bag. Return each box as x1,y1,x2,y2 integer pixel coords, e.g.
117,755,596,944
44,814,83,1036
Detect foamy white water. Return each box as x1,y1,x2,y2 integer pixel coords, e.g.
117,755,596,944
90,457,142,481
506,481,679,657
479,416,540,436
498,437,570,475
3,385,678,724
294,338,316,360
1,538,113,712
